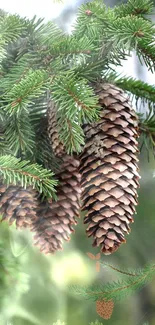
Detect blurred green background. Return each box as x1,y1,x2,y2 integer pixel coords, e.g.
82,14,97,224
1,0,155,324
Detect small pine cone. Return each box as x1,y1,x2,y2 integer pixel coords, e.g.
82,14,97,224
80,83,140,255
47,100,65,157
32,155,81,254
0,184,38,228
96,299,114,319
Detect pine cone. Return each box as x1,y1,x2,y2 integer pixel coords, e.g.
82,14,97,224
32,154,81,254
0,184,38,228
47,99,65,157
96,299,114,319
80,83,140,255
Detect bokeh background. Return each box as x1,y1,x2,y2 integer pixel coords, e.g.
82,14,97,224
0,0,155,324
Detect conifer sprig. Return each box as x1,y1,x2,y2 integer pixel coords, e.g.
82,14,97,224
50,72,100,153
2,69,48,115
0,156,57,199
114,0,154,18
4,112,35,156
105,16,154,49
0,14,25,43
71,262,155,302
0,14,26,65
106,73,155,105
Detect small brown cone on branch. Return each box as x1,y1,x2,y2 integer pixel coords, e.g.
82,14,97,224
0,184,38,228
32,100,81,254
96,299,114,319
80,83,140,255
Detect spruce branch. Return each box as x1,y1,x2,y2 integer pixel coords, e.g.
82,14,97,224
2,69,48,115
71,263,155,302
0,14,26,65
74,56,108,81
0,55,32,88
101,262,141,277
104,15,155,71
114,0,154,18
60,118,85,154
39,35,93,62
0,14,25,43
74,0,114,42
50,72,100,153
4,111,35,156
35,20,65,48
139,109,155,153
106,73,155,105
0,156,57,199
137,40,155,72
0,117,11,156
51,72,100,123
105,16,154,50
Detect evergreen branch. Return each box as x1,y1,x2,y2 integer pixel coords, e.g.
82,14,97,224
105,16,154,50
104,15,155,71
71,263,155,302
114,0,154,18
35,20,65,47
0,117,11,156
50,72,100,153
38,35,94,62
139,109,155,153
25,15,45,38
73,0,114,42
51,72,100,123
101,262,140,277
74,57,108,81
0,156,57,199
137,40,155,72
0,54,32,88
4,111,35,156
0,14,25,43
106,73,155,104
2,69,48,115
59,118,85,154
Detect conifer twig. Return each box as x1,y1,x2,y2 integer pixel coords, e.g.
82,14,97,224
0,156,57,199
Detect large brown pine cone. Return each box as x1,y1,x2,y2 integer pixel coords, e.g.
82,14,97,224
0,184,38,228
80,83,140,255
32,154,81,254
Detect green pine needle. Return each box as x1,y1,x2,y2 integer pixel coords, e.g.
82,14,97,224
71,263,155,302
50,72,100,153
0,14,25,43
106,72,155,104
114,0,154,18
3,69,48,115
0,155,57,199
